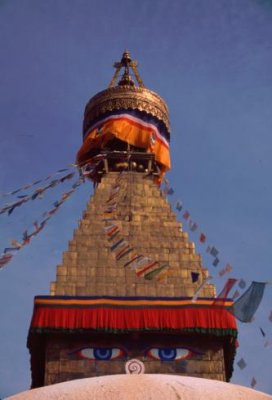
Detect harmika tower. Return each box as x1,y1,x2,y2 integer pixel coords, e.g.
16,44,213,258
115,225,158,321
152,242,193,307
27,51,237,388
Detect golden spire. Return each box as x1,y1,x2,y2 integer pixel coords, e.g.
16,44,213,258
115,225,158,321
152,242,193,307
108,50,145,88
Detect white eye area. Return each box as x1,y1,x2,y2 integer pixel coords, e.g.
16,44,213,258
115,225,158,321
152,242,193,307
175,349,191,359
80,348,95,359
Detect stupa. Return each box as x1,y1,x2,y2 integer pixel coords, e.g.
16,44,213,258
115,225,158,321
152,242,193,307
27,51,237,389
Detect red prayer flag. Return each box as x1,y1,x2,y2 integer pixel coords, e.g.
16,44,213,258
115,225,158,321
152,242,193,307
0,253,13,269
216,278,237,300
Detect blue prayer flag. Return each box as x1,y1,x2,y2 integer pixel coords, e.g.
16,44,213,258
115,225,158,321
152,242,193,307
212,257,220,267
237,358,247,370
176,201,182,211
231,281,266,323
251,377,257,388
57,168,69,173
260,327,266,337
210,246,219,257
238,279,246,289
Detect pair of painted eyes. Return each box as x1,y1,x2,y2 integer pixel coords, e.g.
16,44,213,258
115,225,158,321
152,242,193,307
75,347,193,361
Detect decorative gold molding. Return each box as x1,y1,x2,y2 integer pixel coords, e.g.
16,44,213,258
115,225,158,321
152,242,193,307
83,86,170,134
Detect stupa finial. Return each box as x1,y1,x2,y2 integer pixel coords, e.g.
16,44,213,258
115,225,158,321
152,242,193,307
108,50,145,88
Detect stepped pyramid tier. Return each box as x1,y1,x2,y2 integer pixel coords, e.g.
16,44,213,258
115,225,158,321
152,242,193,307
27,52,237,389
50,172,214,298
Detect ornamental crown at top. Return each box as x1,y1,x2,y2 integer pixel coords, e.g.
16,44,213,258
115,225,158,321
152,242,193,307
83,51,170,136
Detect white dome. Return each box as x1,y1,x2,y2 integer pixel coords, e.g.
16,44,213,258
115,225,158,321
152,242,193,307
7,374,272,400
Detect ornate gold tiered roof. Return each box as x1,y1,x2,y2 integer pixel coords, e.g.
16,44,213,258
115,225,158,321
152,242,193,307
83,50,170,137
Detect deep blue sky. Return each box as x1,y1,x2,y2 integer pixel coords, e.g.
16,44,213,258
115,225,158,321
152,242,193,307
0,0,272,397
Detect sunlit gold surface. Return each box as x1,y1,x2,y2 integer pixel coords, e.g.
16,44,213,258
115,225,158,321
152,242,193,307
83,85,170,134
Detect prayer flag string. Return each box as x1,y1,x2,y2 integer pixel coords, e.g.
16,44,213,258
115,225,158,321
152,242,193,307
0,167,73,199
162,179,272,329
0,174,83,270
101,171,169,281
0,171,76,216
164,178,272,389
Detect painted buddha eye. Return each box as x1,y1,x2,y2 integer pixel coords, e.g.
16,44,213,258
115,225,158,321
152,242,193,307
146,348,193,361
76,347,126,360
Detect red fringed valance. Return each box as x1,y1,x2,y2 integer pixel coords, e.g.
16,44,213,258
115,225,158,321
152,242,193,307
29,296,237,336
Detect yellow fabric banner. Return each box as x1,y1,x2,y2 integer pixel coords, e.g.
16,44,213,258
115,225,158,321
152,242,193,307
77,116,171,171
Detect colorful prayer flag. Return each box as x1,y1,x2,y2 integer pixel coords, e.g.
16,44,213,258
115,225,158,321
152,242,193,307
58,168,69,173
238,279,246,289
72,181,81,189
199,233,206,243
124,255,143,268
59,172,75,182
218,267,226,277
237,358,247,370
115,245,131,260
231,281,266,323
189,221,198,232
250,377,257,389
260,327,266,337
225,263,232,273
49,179,59,188
108,230,119,241
107,227,119,237
130,256,150,271
145,264,169,280
232,290,240,300
134,256,151,267
11,189,21,195
102,218,114,223
136,261,159,277
105,203,117,213
210,246,219,257
183,211,190,220
3,247,20,254
110,238,126,252
216,278,237,300
31,189,43,200
212,257,220,267
103,224,117,232
11,240,23,249
176,201,182,212
0,253,13,269
117,247,134,260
